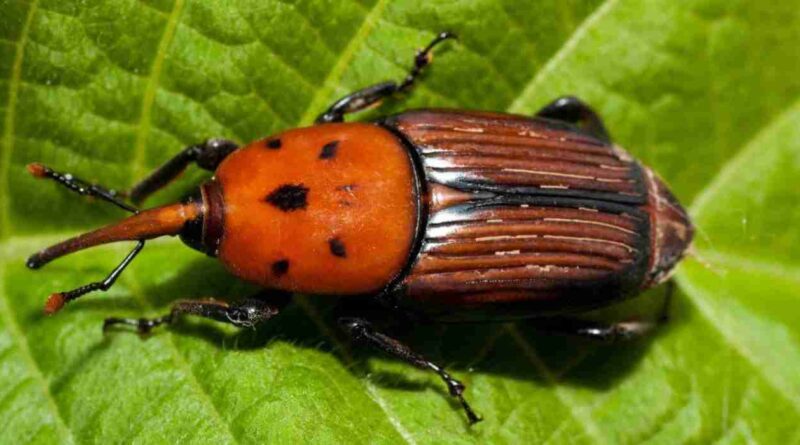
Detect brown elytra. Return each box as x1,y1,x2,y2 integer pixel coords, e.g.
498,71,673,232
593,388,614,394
381,110,692,320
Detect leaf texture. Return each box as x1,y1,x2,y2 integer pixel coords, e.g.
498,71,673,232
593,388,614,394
1,0,799,443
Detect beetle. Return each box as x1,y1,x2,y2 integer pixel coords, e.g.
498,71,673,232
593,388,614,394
25,32,693,424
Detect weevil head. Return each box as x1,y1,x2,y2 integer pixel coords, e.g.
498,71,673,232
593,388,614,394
25,177,229,315
644,172,694,286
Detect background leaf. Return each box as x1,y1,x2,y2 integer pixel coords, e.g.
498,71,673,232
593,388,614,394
1,0,799,443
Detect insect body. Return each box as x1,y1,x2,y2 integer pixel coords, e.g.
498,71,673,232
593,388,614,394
26,32,693,424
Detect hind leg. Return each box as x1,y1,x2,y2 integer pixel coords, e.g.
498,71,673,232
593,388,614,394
339,316,481,424
530,281,674,342
535,96,611,143
316,32,456,123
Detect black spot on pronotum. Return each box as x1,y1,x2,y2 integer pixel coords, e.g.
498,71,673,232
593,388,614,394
319,140,339,159
265,184,309,211
328,237,347,258
266,138,281,149
272,259,290,276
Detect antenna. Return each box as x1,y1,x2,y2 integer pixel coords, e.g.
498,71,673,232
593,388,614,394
26,163,200,314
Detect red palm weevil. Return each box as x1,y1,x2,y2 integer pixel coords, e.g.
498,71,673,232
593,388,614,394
26,32,693,424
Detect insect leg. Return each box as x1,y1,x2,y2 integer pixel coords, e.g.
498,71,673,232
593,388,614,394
103,292,290,334
25,164,148,310
338,317,482,424
40,240,144,314
535,96,611,143
128,138,238,204
26,138,238,209
531,282,674,342
315,32,456,123
26,163,137,213
530,317,659,342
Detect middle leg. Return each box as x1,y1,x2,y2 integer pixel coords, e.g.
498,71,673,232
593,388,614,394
128,138,238,204
103,291,290,334
529,316,658,342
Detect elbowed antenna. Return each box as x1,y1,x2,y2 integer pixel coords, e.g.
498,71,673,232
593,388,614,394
25,161,217,314
26,202,202,269
27,200,202,315
25,161,221,314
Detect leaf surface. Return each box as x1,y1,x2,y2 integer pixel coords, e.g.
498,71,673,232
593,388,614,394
1,0,799,443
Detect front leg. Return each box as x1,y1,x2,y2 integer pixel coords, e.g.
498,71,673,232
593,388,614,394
129,138,238,204
339,317,481,424
316,32,456,123
27,138,238,207
38,240,145,314
103,291,290,334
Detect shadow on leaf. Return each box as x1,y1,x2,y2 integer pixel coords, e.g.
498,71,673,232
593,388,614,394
67,256,693,399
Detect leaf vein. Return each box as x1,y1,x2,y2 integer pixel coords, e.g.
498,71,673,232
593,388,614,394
296,0,390,125
507,0,619,113
506,324,608,444
677,275,800,413
698,251,800,285
130,0,186,181
234,15,317,91
0,0,40,239
124,267,240,444
293,295,414,444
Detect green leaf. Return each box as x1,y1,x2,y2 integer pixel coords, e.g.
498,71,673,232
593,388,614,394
1,0,799,443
